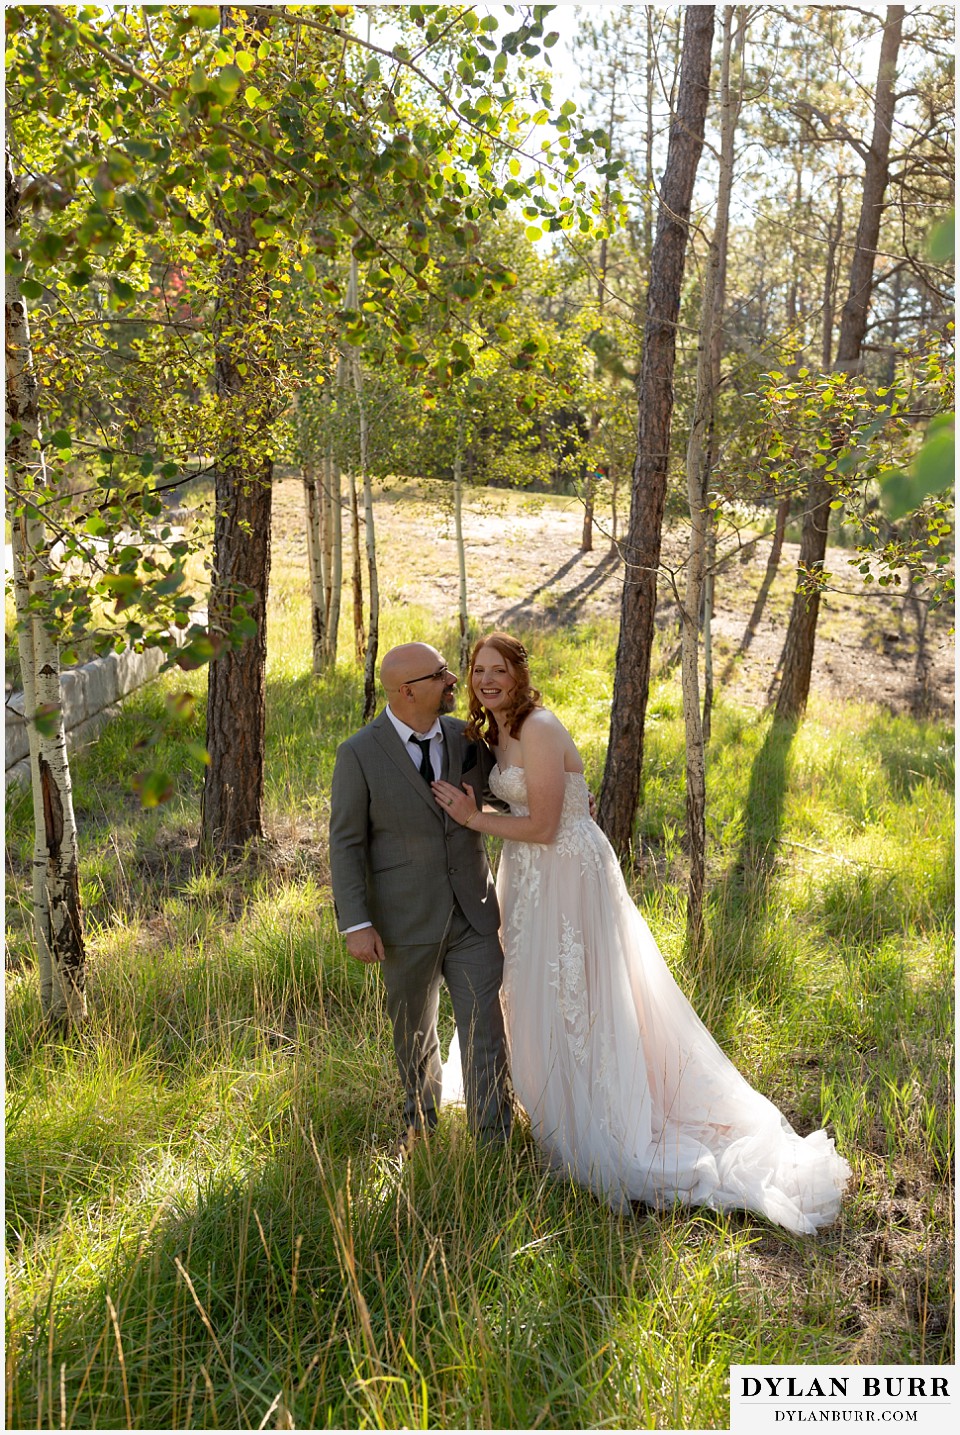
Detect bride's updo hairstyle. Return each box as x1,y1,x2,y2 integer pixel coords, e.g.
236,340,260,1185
466,631,542,746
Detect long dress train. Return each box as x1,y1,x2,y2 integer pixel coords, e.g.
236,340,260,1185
444,765,849,1235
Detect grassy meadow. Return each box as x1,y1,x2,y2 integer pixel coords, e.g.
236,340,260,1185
4,489,955,1430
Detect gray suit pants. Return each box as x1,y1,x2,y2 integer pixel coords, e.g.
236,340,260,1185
381,900,511,1141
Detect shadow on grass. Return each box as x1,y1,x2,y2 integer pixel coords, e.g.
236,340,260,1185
859,706,955,801
677,712,867,1144
696,716,801,1035
4,1059,784,1432
495,548,621,631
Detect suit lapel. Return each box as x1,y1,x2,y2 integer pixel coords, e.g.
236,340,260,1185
439,716,461,787
371,710,443,818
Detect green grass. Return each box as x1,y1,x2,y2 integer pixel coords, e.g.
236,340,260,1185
5,579,954,1428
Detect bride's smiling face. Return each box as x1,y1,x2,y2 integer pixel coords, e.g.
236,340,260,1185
472,645,517,713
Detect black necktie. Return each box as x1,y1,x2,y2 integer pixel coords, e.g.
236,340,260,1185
409,735,433,784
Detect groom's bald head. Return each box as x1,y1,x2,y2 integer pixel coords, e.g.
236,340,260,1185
380,643,457,728
380,643,443,692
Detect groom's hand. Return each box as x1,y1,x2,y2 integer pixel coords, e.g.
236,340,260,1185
345,927,385,964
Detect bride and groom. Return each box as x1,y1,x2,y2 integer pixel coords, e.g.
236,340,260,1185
329,634,850,1234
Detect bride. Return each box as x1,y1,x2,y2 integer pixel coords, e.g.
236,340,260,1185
432,632,850,1235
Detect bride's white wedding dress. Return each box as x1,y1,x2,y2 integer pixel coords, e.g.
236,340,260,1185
444,765,850,1234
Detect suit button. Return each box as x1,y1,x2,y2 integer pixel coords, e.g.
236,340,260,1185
448,867,458,874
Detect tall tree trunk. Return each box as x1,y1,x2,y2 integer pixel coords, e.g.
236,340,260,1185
642,8,655,268
775,4,904,723
769,492,791,568
599,6,715,858
202,6,274,852
321,446,334,640
701,516,716,740
453,412,470,676
680,6,738,940
5,148,87,1029
340,256,365,665
740,493,791,653
354,352,378,723
885,265,905,386
304,463,327,674
700,5,743,747
821,181,845,369
583,74,618,555
679,260,715,938
785,162,804,363
326,448,343,664
581,473,595,552
348,465,364,662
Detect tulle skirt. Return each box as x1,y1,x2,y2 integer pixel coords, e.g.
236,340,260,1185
443,768,850,1234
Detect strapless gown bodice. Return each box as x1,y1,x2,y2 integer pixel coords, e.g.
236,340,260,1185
445,763,850,1233
489,762,590,814
489,764,594,839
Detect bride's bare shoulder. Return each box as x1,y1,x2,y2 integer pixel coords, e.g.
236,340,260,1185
521,707,571,741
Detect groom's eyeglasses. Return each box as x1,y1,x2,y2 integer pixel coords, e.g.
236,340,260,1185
405,662,452,685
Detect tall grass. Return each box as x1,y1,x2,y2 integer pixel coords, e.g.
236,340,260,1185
5,549,954,1428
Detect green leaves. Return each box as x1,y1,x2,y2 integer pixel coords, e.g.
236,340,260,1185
132,768,174,807
33,703,62,740
6,0,621,683
880,417,955,521
212,65,242,104
121,189,155,230
188,6,220,29
927,212,954,264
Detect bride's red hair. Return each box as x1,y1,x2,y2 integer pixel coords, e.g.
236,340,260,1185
466,632,541,746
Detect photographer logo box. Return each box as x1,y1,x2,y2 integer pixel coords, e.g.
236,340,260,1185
730,1367,954,1433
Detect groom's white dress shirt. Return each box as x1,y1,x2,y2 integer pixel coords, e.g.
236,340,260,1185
384,708,445,781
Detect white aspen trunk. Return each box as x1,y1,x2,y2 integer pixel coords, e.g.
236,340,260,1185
822,184,844,370
680,7,737,939
453,411,470,676
339,389,363,664
581,474,595,552
303,462,326,673
340,261,364,666
351,345,378,723
327,450,343,665
6,148,87,1030
348,465,364,663
679,244,716,939
320,447,332,626
342,248,379,718
584,75,618,555
359,452,378,721
701,5,742,744
701,517,716,741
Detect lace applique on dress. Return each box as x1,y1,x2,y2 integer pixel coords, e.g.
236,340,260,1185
507,840,541,938
550,915,589,1064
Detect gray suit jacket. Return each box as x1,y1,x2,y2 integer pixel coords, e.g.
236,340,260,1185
329,711,500,946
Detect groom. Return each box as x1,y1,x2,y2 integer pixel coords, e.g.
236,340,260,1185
329,642,511,1149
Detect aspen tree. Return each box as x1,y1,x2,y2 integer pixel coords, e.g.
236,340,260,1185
5,149,87,1030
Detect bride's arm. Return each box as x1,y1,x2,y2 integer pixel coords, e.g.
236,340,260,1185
433,711,568,844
